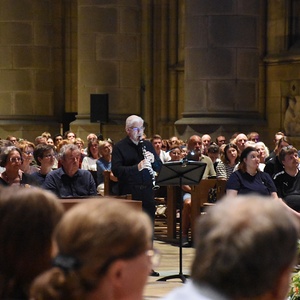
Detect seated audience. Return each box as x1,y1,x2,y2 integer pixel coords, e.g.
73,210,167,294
181,135,216,246
81,139,100,170
30,198,156,300
151,134,170,163
0,146,38,187
0,187,64,299
96,140,118,195
201,134,212,155
206,143,220,170
255,141,269,171
234,133,248,153
64,131,76,143
34,135,47,146
74,137,85,154
273,146,300,212
264,136,290,178
215,135,226,147
32,144,56,186
18,140,39,174
227,146,277,198
216,143,239,180
247,131,260,142
162,194,299,300
266,131,285,162
43,144,97,197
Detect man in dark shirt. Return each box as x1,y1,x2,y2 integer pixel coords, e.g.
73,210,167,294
273,146,300,211
112,115,162,276
43,144,97,197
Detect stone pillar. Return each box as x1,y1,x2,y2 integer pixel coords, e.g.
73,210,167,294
0,0,63,141
176,0,267,141
72,1,142,141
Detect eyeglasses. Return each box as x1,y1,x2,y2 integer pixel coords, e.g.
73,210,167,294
43,154,55,159
130,126,145,132
282,145,294,151
23,151,33,155
9,157,22,163
146,248,161,268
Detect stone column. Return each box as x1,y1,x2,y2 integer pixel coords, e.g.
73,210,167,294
72,1,142,141
176,0,266,140
0,0,63,140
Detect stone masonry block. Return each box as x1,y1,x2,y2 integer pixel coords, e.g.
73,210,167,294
208,80,236,111
80,61,118,86
237,49,259,79
120,62,140,87
96,34,118,60
0,46,12,68
14,46,51,69
238,0,260,15
186,16,208,48
120,6,140,34
186,48,236,79
0,93,12,115
186,0,235,16
14,93,34,115
35,70,53,91
185,80,207,111
119,35,138,61
210,16,257,47
79,33,96,60
236,81,257,111
34,22,52,46
0,0,33,21
0,70,31,91
79,7,117,33
0,22,32,44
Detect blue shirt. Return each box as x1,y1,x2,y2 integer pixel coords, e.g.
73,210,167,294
226,170,277,196
43,167,97,198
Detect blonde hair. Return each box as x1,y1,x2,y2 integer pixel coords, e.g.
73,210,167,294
31,199,152,300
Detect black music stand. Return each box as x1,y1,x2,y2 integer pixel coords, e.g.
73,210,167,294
156,160,206,283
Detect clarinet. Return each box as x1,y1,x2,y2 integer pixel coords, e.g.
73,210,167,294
140,139,160,190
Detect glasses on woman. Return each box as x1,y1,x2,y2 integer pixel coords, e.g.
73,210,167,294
43,154,55,159
10,157,22,163
24,151,33,155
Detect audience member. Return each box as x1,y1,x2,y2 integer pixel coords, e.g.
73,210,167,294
96,140,118,195
32,144,56,186
0,187,64,300
216,143,239,180
74,137,85,154
30,198,156,300
162,194,299,300
181,135,216,246
215,135,226,147
0,146,38,187
264,136,290,178
206,143,220,170
41,131,52,139
81,139,99,172
273,146,300,212
34,135,47,146
111,115,162,276
53,133,63,149
255,141,270,171
43,144,97,197
47,137,54,146
227,146,277,198
247,131,260,142
266,131,285,162
151,134,170,163
6,135,18,146
64,131,76,143
234,133,248,153
201,134,211,155
18,140,39,174
169,145,183,161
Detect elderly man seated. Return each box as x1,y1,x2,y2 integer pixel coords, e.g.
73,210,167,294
43,144,97,197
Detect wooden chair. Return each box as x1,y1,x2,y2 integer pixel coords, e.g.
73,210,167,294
60,196,141,212
190,179,226,236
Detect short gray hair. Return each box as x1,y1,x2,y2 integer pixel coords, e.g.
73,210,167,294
125,115,143,130
58,144,80,160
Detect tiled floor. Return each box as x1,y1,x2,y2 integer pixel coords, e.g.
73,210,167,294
143,240,195,299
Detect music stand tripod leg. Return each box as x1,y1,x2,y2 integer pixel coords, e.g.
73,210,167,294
157,176,190,283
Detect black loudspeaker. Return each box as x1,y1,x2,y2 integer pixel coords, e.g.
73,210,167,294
90,94,109,123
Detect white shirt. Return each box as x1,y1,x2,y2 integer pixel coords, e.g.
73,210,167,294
162,280,229,300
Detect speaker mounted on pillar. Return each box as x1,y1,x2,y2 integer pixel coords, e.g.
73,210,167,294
90,94,109,124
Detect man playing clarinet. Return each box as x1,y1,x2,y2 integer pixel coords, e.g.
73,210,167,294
112,115,162,276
